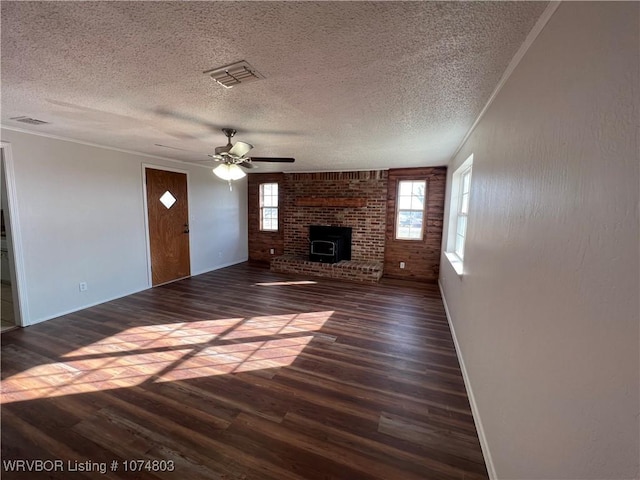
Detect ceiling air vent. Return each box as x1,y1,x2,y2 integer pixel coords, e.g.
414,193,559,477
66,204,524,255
203,60,265,89
10,116,49,126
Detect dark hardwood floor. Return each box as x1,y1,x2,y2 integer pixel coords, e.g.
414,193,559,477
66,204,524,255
1,263,488,479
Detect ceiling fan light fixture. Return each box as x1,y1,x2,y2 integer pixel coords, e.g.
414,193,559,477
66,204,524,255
213,163,246,181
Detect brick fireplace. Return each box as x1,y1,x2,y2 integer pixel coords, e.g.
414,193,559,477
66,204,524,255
283,171,387,262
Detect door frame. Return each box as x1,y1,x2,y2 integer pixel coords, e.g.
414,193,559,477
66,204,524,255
141,163,192,287
0,141,29,326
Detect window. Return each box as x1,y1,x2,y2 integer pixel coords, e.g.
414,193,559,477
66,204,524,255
259,183,278,231
446,154,473,274
454,165,472,259
395,180,426,240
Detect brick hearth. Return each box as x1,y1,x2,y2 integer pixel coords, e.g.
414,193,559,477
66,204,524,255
271,255,383,283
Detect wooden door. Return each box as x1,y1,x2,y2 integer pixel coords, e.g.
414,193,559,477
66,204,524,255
145,168,191,286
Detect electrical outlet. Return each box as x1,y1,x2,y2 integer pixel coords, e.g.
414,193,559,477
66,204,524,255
399,262,405,269
79,282,88,292
218,251,223,258
269,248,275,255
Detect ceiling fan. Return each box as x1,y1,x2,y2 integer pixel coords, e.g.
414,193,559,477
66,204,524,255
156,128,295,189
210,127,294,167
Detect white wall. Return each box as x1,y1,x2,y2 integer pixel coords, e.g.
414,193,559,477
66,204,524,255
0,152,10,283
0,129,248,325
440,3,639,479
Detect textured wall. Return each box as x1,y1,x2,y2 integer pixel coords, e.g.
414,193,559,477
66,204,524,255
439,3,639,478
384,167,447,281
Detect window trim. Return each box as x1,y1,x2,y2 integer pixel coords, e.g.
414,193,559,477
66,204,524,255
446,154,473,275
259,182,279,232
394,178,427,241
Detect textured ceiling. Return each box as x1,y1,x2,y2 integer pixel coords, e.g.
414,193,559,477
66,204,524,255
1,1,548,172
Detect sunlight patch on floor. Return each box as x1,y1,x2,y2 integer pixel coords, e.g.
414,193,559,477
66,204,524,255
0,311,334,404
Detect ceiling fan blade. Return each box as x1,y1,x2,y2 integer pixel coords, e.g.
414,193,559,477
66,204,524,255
229,141,253,157
249,157,295,163
239,161,257,169
214,144,232,155
155,144,209,156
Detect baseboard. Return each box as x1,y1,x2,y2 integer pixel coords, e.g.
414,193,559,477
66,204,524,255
26,286,149,327
438,280,497,479
191,257,249,276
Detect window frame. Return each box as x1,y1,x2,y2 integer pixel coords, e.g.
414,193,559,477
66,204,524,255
394,179,427,241
259,182,279,232
445,154,473,275
454,164,472,259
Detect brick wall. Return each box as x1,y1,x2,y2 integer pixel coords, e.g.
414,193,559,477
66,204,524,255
384,167,447,281
247,173,285,263
248,167,446,281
